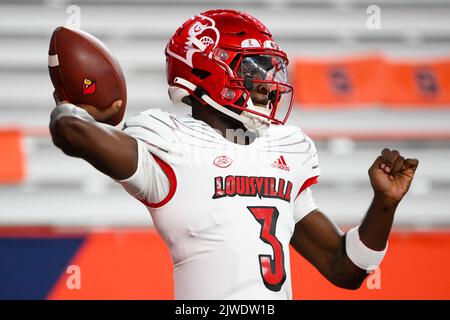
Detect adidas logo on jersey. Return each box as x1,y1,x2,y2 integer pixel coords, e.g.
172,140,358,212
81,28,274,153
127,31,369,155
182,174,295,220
271,156,290,171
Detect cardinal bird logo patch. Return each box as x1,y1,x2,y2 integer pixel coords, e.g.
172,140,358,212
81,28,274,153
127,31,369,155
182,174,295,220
82,78,96,95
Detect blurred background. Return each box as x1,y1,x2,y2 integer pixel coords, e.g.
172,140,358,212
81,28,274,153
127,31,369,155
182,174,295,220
0,0,449,299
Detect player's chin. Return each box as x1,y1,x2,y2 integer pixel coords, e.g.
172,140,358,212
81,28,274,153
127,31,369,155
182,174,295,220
251,96,269,107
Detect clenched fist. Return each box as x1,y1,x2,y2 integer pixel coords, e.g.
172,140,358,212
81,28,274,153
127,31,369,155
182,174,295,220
368,148,419,203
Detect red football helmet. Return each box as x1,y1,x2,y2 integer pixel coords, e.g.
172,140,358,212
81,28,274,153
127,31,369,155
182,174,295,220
165,9,293,133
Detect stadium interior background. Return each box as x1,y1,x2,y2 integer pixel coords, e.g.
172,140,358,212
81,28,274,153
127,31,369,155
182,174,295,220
0,0,449,299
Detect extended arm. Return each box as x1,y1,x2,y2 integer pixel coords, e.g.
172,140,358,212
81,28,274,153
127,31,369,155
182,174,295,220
290,149,419,289
49,98,138,180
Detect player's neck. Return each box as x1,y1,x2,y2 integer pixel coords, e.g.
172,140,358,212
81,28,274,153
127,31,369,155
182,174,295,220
191,104,256,145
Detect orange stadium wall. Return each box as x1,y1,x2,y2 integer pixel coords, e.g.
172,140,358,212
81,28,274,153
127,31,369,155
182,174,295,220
293,55,450,107
1,228,449,299
0,128,25,183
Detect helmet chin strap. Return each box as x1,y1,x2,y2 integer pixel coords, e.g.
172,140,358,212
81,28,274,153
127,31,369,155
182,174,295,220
174,77,270,136
240,98,270,135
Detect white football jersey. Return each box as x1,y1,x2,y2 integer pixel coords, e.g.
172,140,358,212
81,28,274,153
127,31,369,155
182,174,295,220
118,109,320,300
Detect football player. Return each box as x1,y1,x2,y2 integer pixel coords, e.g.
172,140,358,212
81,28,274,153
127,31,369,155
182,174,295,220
50,10,419,299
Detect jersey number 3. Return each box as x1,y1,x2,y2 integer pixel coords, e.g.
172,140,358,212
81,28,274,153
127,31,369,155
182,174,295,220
247,206,286,292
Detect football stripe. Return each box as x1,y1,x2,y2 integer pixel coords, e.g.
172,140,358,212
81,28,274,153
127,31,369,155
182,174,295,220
48,54,59,67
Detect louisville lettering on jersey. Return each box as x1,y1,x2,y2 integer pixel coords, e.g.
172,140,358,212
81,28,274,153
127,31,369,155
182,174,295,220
212,176,293,202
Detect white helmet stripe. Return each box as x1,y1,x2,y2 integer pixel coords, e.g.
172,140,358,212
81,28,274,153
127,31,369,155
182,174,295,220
48,54,59,67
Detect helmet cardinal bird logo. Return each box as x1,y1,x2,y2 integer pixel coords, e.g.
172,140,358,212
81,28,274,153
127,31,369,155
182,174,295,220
168,15,220,68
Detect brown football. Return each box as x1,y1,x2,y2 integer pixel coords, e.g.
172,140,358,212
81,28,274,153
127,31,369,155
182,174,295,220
48,26,127,126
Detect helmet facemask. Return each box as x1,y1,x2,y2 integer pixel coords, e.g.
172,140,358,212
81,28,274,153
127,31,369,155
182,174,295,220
223,52,293,135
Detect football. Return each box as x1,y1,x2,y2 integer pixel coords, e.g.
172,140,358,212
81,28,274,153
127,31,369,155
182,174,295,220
48,26,127,126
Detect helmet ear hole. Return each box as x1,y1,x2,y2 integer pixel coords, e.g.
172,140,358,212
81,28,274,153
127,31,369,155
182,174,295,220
192,68,211,79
